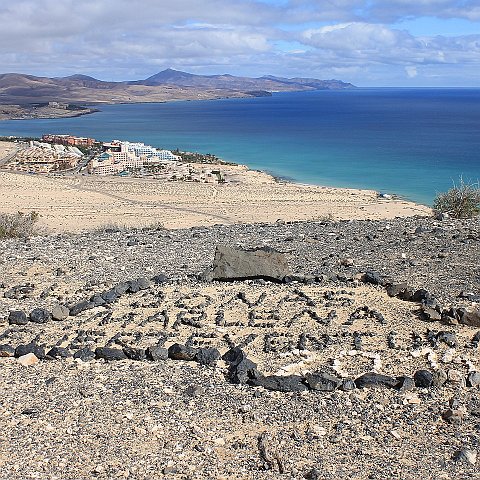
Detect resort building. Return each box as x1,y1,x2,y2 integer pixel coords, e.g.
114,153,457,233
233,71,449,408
90,140,180,175
88,152,124,175
42,134,96,147
3,141,82,173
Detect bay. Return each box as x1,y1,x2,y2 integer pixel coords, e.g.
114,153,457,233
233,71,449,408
1,88,479,205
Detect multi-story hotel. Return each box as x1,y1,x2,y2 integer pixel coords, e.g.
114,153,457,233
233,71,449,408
89,140,181,175
42,134,96,147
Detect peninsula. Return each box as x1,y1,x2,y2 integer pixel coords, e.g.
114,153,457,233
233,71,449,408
0,69,354,120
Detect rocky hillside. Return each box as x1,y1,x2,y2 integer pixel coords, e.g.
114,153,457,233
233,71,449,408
0,216,479,479
0,69,354,107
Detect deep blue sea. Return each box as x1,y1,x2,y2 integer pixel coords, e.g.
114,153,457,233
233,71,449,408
1,88,479,205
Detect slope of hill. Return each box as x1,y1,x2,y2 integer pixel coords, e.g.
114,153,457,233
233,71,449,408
0,69,355,119
136,68,354,91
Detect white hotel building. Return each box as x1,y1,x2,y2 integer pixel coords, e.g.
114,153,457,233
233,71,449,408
88,140,181,175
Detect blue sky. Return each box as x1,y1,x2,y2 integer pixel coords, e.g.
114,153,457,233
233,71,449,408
0,0,479,86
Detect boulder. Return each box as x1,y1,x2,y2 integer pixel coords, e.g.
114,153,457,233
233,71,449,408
69,300,94,316
73,347,95,362
397,376,415,392
414,369,434,388
91,295,106,307
15,343,45,359
211,245,290,282
114,282,130,295
46,347,71,359
0,345,15,357
95,347,127,361
421,306,442,322
432,369,448,388
249,375,308,392
460,309,480,327
363,271,384,286
17,353,39,366
122,346,146,361
51,304,70,321
222,347,260,384
195,347,221,366
355,372,399,389
168,343,198,361
127,277,150,293
467,371,480,387
100,289,118,304
146,345,169,361
29,308,51,324
386,283,408,297
305,372,342,392
8,310,28,325
151,274,169,285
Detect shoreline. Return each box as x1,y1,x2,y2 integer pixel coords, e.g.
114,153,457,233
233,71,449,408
0,90,277,122
0,140,431,233
0,105,98,122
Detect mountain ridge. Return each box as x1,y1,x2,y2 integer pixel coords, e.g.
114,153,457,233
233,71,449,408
0,69,354,119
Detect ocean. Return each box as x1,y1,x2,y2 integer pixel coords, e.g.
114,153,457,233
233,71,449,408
1,88,479,205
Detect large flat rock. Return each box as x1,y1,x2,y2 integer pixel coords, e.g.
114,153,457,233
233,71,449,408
211,245,290,282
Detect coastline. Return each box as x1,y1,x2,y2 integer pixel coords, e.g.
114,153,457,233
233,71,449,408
0,141,431,233
0,105,99,121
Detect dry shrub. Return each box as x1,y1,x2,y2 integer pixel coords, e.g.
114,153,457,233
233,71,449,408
433,178,480,219
0,211,40,238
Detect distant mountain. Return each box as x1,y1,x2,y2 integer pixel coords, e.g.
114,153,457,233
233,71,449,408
134,68,354,91
141,68,198,85
61,74,100,81
0,69,355,107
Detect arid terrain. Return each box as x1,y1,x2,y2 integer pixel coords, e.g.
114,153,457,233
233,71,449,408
2,141,480,480
0,70,354,120
0,140,430,233
0,215,479,479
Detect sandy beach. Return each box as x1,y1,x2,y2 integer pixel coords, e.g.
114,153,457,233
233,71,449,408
0,141,430,232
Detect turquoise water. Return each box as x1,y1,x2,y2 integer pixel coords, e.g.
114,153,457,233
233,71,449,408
1,88,479,205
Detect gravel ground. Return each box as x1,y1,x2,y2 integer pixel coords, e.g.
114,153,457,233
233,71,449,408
1,215,479,479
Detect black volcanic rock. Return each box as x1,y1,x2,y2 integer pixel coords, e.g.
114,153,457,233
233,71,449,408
146,345,169,361
95,347,127,361
69,300,94,316
249,375,308,392
355,372,399,389
223,347,259,384
195,347,221,366
46,347,71,359
305,372,342,392
29,308,51,324
15,343,45,359
73,348,95,362
414,370,434,388
122,346,146,361
168,343,198,361
8,310,28,325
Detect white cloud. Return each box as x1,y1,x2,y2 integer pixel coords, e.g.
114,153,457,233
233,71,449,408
0,0,479,85
405,65,418,77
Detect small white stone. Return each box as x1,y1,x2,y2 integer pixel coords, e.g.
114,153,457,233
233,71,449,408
390,430,401,439
311,425,327,436
442,349,456,363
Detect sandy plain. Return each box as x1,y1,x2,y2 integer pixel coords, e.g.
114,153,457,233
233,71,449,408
0,141,431,232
